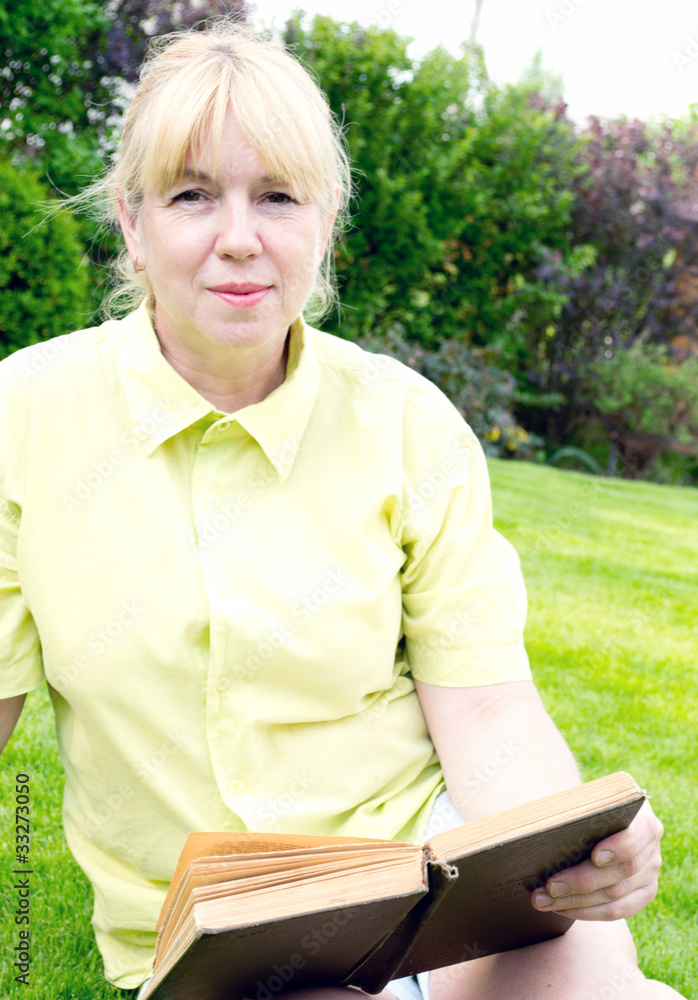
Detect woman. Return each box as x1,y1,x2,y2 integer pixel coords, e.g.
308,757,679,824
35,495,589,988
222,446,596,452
0,21,682,1000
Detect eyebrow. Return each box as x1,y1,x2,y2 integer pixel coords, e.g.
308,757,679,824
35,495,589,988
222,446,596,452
179,168,284,185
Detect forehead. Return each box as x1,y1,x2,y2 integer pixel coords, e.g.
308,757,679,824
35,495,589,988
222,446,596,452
181,112,278,181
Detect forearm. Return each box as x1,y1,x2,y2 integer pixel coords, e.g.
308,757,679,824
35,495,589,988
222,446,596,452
416,678,665,922
416,679,581,822
0,693,26,754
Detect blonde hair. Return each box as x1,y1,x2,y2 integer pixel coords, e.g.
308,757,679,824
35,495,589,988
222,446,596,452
83,21,351,321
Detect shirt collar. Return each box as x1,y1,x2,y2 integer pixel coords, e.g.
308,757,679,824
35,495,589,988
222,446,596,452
118,303,319,482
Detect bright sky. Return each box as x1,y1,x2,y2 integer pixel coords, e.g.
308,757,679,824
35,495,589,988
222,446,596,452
250,0,698,124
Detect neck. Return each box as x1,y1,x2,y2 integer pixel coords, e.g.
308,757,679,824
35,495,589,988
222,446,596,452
155,326,291,415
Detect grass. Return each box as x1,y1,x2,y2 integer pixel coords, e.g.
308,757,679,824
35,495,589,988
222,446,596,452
1,459,696,998
488,460,697,997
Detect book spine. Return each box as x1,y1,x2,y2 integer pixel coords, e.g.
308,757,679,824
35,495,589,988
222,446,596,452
344,863,457,993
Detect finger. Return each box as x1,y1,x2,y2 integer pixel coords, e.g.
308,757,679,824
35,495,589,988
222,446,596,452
547,837,660,901
591,801,663,868
532,870,659,915
534,882,660,922
531,846,661,916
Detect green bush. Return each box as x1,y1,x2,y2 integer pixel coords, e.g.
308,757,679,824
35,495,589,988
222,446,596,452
586,342,698,476
0,158,93,359
591,344,698,439
288,17,584,349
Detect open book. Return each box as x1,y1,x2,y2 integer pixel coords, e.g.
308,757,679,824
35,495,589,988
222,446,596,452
140,772,644,1000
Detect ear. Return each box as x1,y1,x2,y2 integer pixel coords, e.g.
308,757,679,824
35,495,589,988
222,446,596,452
116,196,142,265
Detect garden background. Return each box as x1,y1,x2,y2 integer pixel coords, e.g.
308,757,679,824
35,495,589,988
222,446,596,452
1,2,696,997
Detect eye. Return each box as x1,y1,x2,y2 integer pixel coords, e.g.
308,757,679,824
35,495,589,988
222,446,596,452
263,191,298,205
172,189,205,203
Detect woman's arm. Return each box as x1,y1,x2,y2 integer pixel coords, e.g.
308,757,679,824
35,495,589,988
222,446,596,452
415,678,664,921
416,678,581,816
0,693,26,754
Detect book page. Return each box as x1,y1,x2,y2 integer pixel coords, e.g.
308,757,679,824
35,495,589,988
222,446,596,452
157,833,400,933
426,772,643,863
194,851,427,928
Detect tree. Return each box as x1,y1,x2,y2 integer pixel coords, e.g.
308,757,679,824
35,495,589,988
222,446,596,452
100,0,246,84
0,158,92,358
422,84,584,352
0,0,111,193
284,15,472,343
515,114,698,471
284,16,582,352
590,343,698,475
519,51,564,103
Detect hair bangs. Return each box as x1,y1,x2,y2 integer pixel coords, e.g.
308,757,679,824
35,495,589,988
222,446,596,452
230,72,332,208
134,56,330,211
138,57,235,195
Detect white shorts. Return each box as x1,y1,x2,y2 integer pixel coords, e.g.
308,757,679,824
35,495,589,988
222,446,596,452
136,791,465,1000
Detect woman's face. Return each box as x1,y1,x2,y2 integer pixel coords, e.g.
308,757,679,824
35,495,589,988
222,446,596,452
118,109,333,365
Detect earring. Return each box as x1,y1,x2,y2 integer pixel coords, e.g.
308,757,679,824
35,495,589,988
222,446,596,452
134,258,146,273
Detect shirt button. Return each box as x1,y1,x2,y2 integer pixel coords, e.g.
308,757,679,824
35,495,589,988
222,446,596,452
228,778,245,795
206,493,221,508
218,580,232,595
218,420,231,432
216,677,230,692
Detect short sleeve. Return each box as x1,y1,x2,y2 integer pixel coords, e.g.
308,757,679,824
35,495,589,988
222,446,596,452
398,378,531,688
0,360,44,697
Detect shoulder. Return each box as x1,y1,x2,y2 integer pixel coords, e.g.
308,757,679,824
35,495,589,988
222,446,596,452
0,314,128,408
306,325,485,504
308,325,467,429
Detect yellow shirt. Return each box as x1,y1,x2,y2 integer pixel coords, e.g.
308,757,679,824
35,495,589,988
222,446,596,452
0,305,530,988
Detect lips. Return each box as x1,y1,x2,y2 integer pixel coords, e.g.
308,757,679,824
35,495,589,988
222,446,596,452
208,283,271,308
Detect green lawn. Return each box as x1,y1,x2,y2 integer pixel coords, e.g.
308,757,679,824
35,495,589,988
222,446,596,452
1,460,696,998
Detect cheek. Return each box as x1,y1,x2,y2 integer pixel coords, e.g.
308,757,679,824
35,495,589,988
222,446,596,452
281,251,320,293
147,231,209,280
282,225,327,283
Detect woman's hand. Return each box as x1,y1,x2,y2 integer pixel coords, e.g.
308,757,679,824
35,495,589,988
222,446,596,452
531,799,664,920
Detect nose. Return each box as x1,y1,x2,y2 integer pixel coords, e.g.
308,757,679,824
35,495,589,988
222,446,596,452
214,199,263,259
